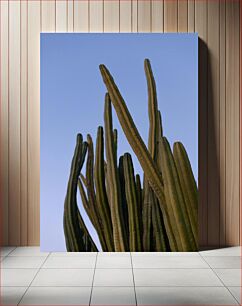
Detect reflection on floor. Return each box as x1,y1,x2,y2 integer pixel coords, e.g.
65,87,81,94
0,246,241,305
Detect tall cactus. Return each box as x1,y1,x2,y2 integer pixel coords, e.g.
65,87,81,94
63,59,198,253
123,153,142,251
99,63,178,251
63,134,97,251
173,142,198,247
104,93,128,251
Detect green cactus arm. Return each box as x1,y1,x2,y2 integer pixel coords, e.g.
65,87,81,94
63,134,88,251
85,134,108,251
78,178,96,228
99,64,179,251
157,110,163,141
144,58,159,160
77,208,98,251
173,142,198,246
99,64,165,201
142,181,153,251
118,155,130,241
159,137,197,251
80,173,88,189
94,126,114,251
104,93,128,251
152,195,168,252
123,153,142,251
135,174,143,230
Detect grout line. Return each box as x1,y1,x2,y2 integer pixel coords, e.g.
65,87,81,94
2,247,17,257
17,252,51,305
1,285,238,288
89,251,98,306
226,286,241,305
199,253,240,305
130,251,137,306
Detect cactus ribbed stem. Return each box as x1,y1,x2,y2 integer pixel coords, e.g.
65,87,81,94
173,142,198,248
104,93,128,251
159,137,197,251
123,153,142,251
118,156,130,239
135,174,143,232
94,126,114,251
63,134,97,251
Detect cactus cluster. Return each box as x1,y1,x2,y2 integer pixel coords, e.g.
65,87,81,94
63,59,198,252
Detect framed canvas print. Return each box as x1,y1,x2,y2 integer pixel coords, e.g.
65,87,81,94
40,34,198,252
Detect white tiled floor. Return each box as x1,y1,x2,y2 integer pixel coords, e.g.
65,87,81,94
0,246,241,305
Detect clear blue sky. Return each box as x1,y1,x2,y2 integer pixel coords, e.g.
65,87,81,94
40,33,198,251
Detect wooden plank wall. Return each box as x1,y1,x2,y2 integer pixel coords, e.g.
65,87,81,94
0,0,240,247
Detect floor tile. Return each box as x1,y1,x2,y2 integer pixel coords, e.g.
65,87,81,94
98,252,131,257
214,269,241,286
49,252,97,257
228,287,241,304
96,256,132,268
136,287,238,305
132,255,209,269
203,256,241,268
42,255,96,268
199,247,241,257
93,269,134,286
9,247,49,257
131,252,199,257
19,286,91,305
0,247,16,257
31,268,94,286
134,268,223,286
0,287,27,305
1,269,38,286
1,256,46,269
91,287,136,305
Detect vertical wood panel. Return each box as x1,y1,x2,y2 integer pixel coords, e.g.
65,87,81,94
90,0,103,32
188,0,194,33
67,0,74,32
151,0,164,33
225,0,240,246
56,0,67,32
20,0,28,245
178,0,188,32
207,0,220,246
120,0,132,32
138,0,151,32
0,0,9,245
9,0,21,245
164,0,177,32
195,0,208,247
28,1,40,245
74,0,89,32
104,0,119,32
132,0,138,32
41,1,56,32
219,0,226,246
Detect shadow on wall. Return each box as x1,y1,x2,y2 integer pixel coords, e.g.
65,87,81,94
198,38,221,249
